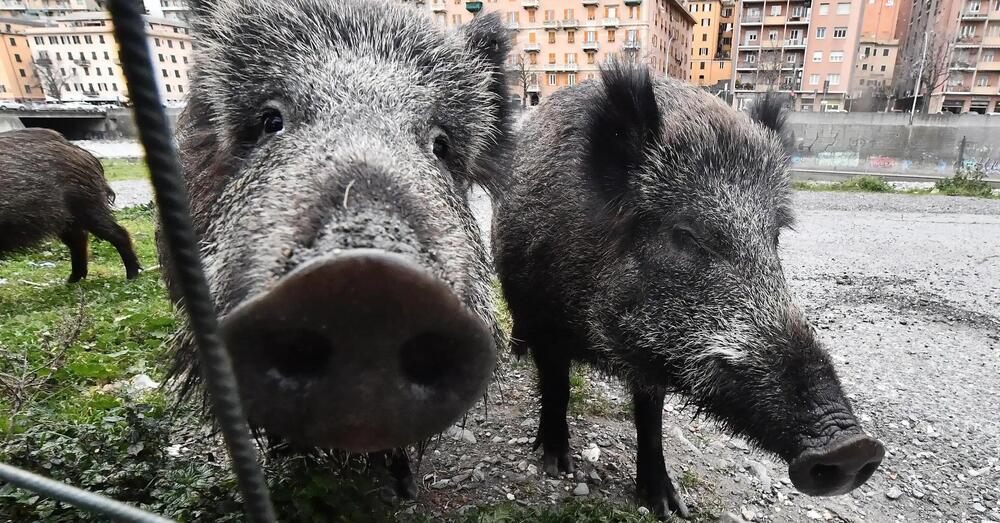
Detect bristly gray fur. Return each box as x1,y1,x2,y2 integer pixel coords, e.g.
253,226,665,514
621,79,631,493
162,0,511,404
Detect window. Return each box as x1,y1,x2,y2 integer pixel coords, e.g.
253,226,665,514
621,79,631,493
8,37,14,46
701,18,711,26
828,73,840,85
84,35,92,44
819,3,829,14
568,73,576,86
700,61,706,69
608,30,616,42
836,3,850,14
702,33,708,40
34,36,42,45
880,64,886,71
159,53,165,62
104,52,109,59
862,63,868,70
566,53,576,64
690,3,697,11
548,53,556,64
770,5,781,15
19,69,25,77
699,47,709,55
166,84,172,92
548,31,556,44
810,73,820,85
547,73,557,85
816,27,827,38
567,30,575,43
978,76,989,86
830,51,844,62
14,54,21,63
162,69,168,77
813,51,823,62
99,35,105,44
768,30,778,40
833,27,847,38
171,55,177,63
883,48,890,56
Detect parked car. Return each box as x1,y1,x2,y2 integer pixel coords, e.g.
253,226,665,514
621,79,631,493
0,101,27,111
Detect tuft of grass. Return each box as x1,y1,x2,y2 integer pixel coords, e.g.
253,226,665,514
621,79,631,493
101,158,149,182
454,500,660,523
934,167,996,198
793,175,892,193
567,367,626,419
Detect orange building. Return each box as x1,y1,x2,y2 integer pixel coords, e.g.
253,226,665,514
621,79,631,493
0,17,46,102
413,0,694,106
689,0,736,90
850,0,900,110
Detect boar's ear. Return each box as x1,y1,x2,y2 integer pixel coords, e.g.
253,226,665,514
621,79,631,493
585,60,662,204
462,13,511,71
748,92,795,152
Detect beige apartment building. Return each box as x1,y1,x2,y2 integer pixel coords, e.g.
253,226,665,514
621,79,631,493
732,0,868,111
851,0,900,105
0,0,99,18
0,17,46,101
24,11,192,102
414,0,694,106
688,0,735,90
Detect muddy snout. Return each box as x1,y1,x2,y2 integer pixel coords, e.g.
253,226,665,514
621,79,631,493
789,433,885,496
220,249,496,453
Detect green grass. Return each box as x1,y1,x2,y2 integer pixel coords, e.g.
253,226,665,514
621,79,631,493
793,173,999,199
101,158,149,182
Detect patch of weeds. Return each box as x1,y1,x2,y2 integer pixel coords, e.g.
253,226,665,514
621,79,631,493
679,470,701,490
568,367,625,419
455,500,660,523
101,158,149,182
934,167,996,198
792,177,892,193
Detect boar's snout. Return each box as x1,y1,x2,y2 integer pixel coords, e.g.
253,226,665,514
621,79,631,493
220,249,496,453
789,433,884,496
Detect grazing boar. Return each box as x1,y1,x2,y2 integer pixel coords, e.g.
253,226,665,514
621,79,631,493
493,63,884,518
161,0,512,498
0,128,141,283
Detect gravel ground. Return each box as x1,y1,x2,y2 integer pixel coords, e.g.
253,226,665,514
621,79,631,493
117,183,1000,522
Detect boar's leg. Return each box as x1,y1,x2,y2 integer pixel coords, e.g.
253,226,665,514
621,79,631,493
82,212,141,280
531,346,574,476
60,226,89,283
371,448,417,500
633,389,690,519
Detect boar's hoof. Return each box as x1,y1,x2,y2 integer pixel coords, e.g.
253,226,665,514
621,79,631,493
126,268,141,280
640,475,690,520
789,433,885,496
67,273,86,284
542,451,575,477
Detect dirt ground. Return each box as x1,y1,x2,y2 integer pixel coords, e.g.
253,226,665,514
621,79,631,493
107,183,1000,522
395,190,1000,522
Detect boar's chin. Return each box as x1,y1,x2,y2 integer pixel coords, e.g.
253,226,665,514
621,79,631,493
219,250,496,452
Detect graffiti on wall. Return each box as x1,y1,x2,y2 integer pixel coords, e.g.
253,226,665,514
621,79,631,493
815,152,860,167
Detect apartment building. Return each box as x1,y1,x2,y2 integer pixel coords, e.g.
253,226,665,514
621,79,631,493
416,0,694,106
0,17,47,101
732,0,866,111
852,0,900,105
943,0,1000,112
0,0,99,19
688,0,735,90
24,11,192,102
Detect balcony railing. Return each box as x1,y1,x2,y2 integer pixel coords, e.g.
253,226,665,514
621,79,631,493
961,9,987,19
625,0,643,5
741,14,762,23
521,0,539,8
623,39,641,50
542,19,560,29
956,35,983,45
603,17,620,26
430,1,446,12
951,59,976,69
523,43,541,52
946,84,972,92
736,61,757,68
784,38,805,46
527,83,541,93
562,19,579,28
582,41,600,51
543,63,579,72
582,0,600,5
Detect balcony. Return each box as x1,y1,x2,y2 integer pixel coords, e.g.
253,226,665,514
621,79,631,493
582,41,600,52
582,0,600,5
946,84,972,92
431,1,446,12
465,1,483,13
950,59,977,69
741,14,762,23
625,0,643,5
735,81,756,90
784,38,806,46
543,19,560,29
786,14,809,23
603,17,620,26
623,39,641,50
955,35,983,46
741,39,761,47
521,0,539,8
764,15,786,24
523,43,541,53
527,83,541,93
543,63,579,72
961,9,988,19
979,60,1000,70
984,35,1000,46
736,61,757,69
562,19,580,28
972,84,997,94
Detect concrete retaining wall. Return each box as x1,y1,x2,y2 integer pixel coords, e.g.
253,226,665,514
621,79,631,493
787,113,1000,177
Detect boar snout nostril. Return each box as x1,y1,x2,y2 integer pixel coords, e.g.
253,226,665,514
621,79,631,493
790,434,885,496
399,332,463,388
263,329,332,379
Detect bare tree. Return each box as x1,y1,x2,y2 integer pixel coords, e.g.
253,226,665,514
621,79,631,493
507,53,531,108
754,49,786,91
32,55,72,101
896,31,953,113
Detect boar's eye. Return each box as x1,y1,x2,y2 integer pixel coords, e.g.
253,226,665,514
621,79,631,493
431,129,452,161
671,225,705,254
261,108,284,137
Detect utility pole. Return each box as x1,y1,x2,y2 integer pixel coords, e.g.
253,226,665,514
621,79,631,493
909,30,929,125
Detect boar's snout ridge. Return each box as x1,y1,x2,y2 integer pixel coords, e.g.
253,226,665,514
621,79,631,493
219,249,496,452
789,433,885,496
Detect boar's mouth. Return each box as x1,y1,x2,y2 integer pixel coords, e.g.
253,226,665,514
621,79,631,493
219,249,495,452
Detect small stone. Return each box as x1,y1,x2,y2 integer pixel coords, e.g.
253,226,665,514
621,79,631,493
886,487,904,500
969,467,992,477
741,505,756,521
973,503,987,513
637,507,650,516
589,470,602,483
452,473,470,483
491,436,503,444
744,459,772,491
506,492,515,501
718,512,748,523
729,438,750,451
516,460,528,471
806,509,823,520
527,464,538,475
472,469,486,482
431,479,449,489
582,445,601,463
913,490,925,499
573,483,590,496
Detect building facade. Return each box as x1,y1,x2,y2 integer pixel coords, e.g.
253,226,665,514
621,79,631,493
24,11,192,102
688,0,735,90
1,17,47,101
850,0,900,111
412,0,694,106
0,0,100,19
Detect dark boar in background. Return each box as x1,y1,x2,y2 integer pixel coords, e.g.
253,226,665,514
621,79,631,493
160,0,511,497
0,128,141,283
493,63,884,518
